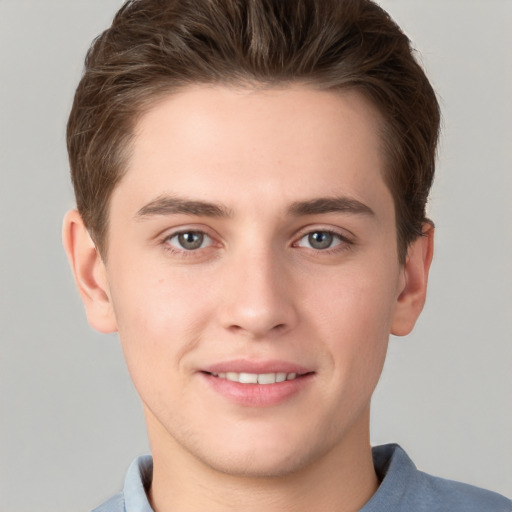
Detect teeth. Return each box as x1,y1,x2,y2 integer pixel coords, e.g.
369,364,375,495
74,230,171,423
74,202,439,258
212,372,300,384
239,372,258,384
257,373,276,384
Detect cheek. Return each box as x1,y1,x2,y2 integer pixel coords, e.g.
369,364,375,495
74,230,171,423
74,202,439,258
304,262,398,378
305,259,399,331
110,271,216,415
109,267,215,372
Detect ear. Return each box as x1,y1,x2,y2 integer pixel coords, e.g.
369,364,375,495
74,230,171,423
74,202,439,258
62,210,117,333
391,223,434,336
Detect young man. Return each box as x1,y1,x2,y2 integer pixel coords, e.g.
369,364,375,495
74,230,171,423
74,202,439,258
63,0,511,510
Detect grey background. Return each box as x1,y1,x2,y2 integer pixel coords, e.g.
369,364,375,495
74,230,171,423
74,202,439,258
1,1,510,510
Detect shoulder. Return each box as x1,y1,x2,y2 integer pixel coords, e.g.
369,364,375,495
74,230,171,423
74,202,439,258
91,492,124,512
411,470,512,511
366,444,511,512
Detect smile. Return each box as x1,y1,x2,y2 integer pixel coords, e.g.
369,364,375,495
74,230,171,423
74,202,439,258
202,366,314,406
209,372,299,384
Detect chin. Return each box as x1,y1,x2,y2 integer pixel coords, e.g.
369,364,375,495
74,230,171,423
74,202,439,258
187,426,334,479
199,448,314,479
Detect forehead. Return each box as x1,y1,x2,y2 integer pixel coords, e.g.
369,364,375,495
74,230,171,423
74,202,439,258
114,85,391,217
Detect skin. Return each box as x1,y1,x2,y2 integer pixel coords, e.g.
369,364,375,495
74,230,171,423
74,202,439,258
63,85,433,512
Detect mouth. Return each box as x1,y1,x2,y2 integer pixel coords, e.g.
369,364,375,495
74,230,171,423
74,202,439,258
206,371,303,385
200,360,314,406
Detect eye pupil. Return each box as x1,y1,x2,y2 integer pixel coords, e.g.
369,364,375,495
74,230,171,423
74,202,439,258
178,232,204,250
308,231,333,249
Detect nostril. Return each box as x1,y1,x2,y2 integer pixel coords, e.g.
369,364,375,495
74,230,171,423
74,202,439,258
226,322,287,338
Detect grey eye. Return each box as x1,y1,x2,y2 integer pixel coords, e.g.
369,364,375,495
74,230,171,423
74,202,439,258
296,230,343,250
308,231,334,249
179,232,204,249
167,231,210,250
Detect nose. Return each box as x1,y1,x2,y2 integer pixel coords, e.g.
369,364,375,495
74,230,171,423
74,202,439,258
218,247,299,339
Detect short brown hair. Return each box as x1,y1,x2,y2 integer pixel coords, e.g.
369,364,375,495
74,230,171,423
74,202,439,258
67,0,440,262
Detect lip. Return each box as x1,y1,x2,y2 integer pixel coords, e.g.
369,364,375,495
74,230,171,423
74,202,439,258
199,359,315,407
202,359,312,375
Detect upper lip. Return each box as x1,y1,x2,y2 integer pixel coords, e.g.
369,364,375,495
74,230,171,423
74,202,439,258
201,359,313,375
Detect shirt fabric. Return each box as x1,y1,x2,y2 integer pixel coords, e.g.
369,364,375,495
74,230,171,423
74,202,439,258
92,444,512,512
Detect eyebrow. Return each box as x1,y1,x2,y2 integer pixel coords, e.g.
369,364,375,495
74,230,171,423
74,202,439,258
135,195,232,219
135,194,374,220
288,196,375,217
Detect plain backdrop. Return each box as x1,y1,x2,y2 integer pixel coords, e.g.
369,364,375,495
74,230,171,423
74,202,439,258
1,1,511,510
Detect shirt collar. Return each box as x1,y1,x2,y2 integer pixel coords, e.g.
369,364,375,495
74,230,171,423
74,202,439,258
123,454,154,512
122,444,409,512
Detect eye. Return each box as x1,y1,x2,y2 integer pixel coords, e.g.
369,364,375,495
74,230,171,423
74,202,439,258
296,230,344,250
165,231,212,251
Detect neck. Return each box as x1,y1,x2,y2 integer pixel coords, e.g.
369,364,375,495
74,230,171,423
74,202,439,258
147,408,379,512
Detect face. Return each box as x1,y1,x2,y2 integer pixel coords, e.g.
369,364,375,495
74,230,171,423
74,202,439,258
87,86,419,477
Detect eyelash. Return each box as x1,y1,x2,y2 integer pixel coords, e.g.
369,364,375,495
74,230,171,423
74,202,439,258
162,229,216,258
160,227,354,257
293,228,354,254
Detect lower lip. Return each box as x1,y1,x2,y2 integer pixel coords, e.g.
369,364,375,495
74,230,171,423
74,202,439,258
200,372,314,407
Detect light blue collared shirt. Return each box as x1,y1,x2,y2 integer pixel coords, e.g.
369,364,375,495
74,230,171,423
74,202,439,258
92,445,512,512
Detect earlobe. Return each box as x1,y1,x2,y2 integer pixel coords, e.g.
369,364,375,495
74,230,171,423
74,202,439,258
391,223,434,336
62,210,117,334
